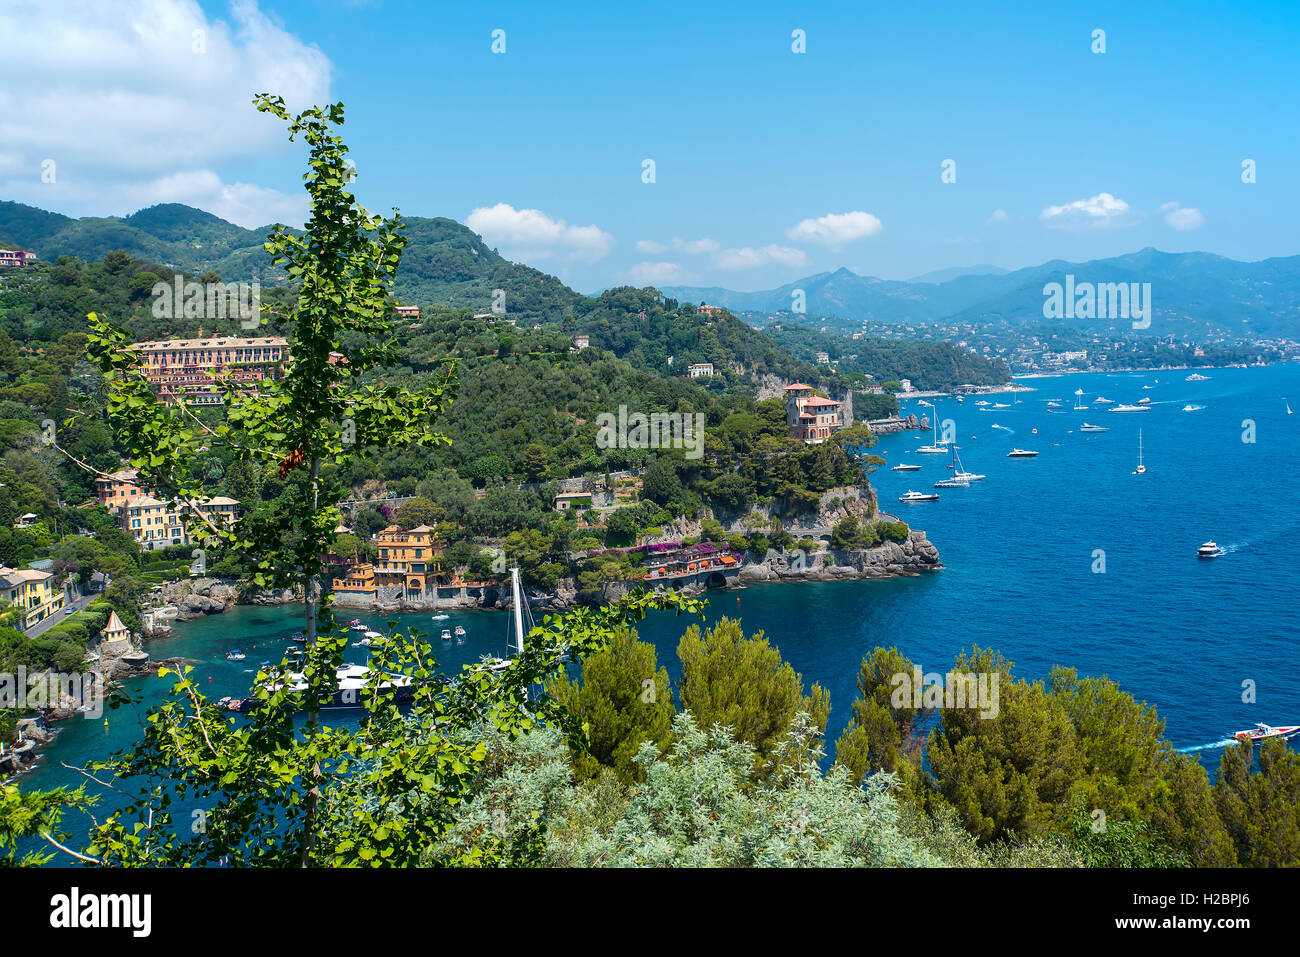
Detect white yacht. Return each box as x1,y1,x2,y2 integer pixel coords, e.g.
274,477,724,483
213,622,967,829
899,490,939,503
891,463,922,471
1006,448,1038,458
1080,422,1109,433
1110,404,1149,413
1182,404,1205,412
1198,541,1224,558
1093,396,1115,405
1185,373,1210,382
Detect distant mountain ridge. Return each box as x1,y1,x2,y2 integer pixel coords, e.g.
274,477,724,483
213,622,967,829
665,251,1300,336
0,200,582,322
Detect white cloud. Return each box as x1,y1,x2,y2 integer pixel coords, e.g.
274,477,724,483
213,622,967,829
635,237,719,255
713,245,808,270
127,169,307,228
1040,192,1134,229
0,0,331,224
986,209,1010,225
623,261,684,285
465,203,615,263
1160,201,1206,231
785,210,883,245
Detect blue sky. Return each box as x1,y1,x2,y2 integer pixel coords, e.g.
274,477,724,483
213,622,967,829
3,0,1298,293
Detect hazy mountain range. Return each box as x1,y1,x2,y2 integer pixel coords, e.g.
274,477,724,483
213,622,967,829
3,199,1298,337
664,251,1300,337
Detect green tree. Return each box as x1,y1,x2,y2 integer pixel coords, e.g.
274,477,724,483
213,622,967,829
677,617,829,776
547,626,674,783
392,496,445,528
834,647,928,788
522,443,550,481
1214,738,1300,867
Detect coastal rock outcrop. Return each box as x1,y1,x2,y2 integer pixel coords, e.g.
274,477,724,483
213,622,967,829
737,529,942,583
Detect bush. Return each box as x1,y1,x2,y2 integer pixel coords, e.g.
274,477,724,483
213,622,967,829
874,520,909,543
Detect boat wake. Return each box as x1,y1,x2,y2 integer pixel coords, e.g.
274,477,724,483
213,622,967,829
1178,738,1240,753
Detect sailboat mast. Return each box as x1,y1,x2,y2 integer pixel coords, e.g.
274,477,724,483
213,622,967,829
510,566,525,657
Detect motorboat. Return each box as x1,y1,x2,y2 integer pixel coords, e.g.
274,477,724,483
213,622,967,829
1138,396,1152,405
441,628,453,640
891,463,922,471
933,477,969,489
226,650,246,662
348,619,365,631
260,664,416,712
1182,404,1205,412
454,625,466,640
431,613,449,621
1006,448,1038,457
1093,396,1115,404
899,490,939,502
974,400,991,407
1198,541,1224,558
1080,423,1109,433
1233,723,1300,743
1110,404,1149,413
1185,373,1209,382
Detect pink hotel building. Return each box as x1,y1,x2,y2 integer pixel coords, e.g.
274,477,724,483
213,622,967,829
131,335,288,406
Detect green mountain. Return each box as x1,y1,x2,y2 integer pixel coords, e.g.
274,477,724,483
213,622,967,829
0,199,1009,390
0,201,583,323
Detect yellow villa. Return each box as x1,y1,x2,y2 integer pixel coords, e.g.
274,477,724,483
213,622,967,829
373,524,443,598
0,565,64,629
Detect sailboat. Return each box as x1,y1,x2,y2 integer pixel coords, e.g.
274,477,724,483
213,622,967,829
1287,397,1294,415
949,444,986,482
480,567,538,675
915,402,948,454
1073,388,1087,411
1133,429,1146,474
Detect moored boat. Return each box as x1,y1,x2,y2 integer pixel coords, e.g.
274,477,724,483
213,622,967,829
891,463,922,471
1006,448,1038,457
1080,422,1109,433
899,490,939,502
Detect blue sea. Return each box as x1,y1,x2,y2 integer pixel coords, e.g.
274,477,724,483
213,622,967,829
13,363,1300,858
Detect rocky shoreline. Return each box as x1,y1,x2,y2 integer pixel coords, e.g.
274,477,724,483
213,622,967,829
142,485,942,620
